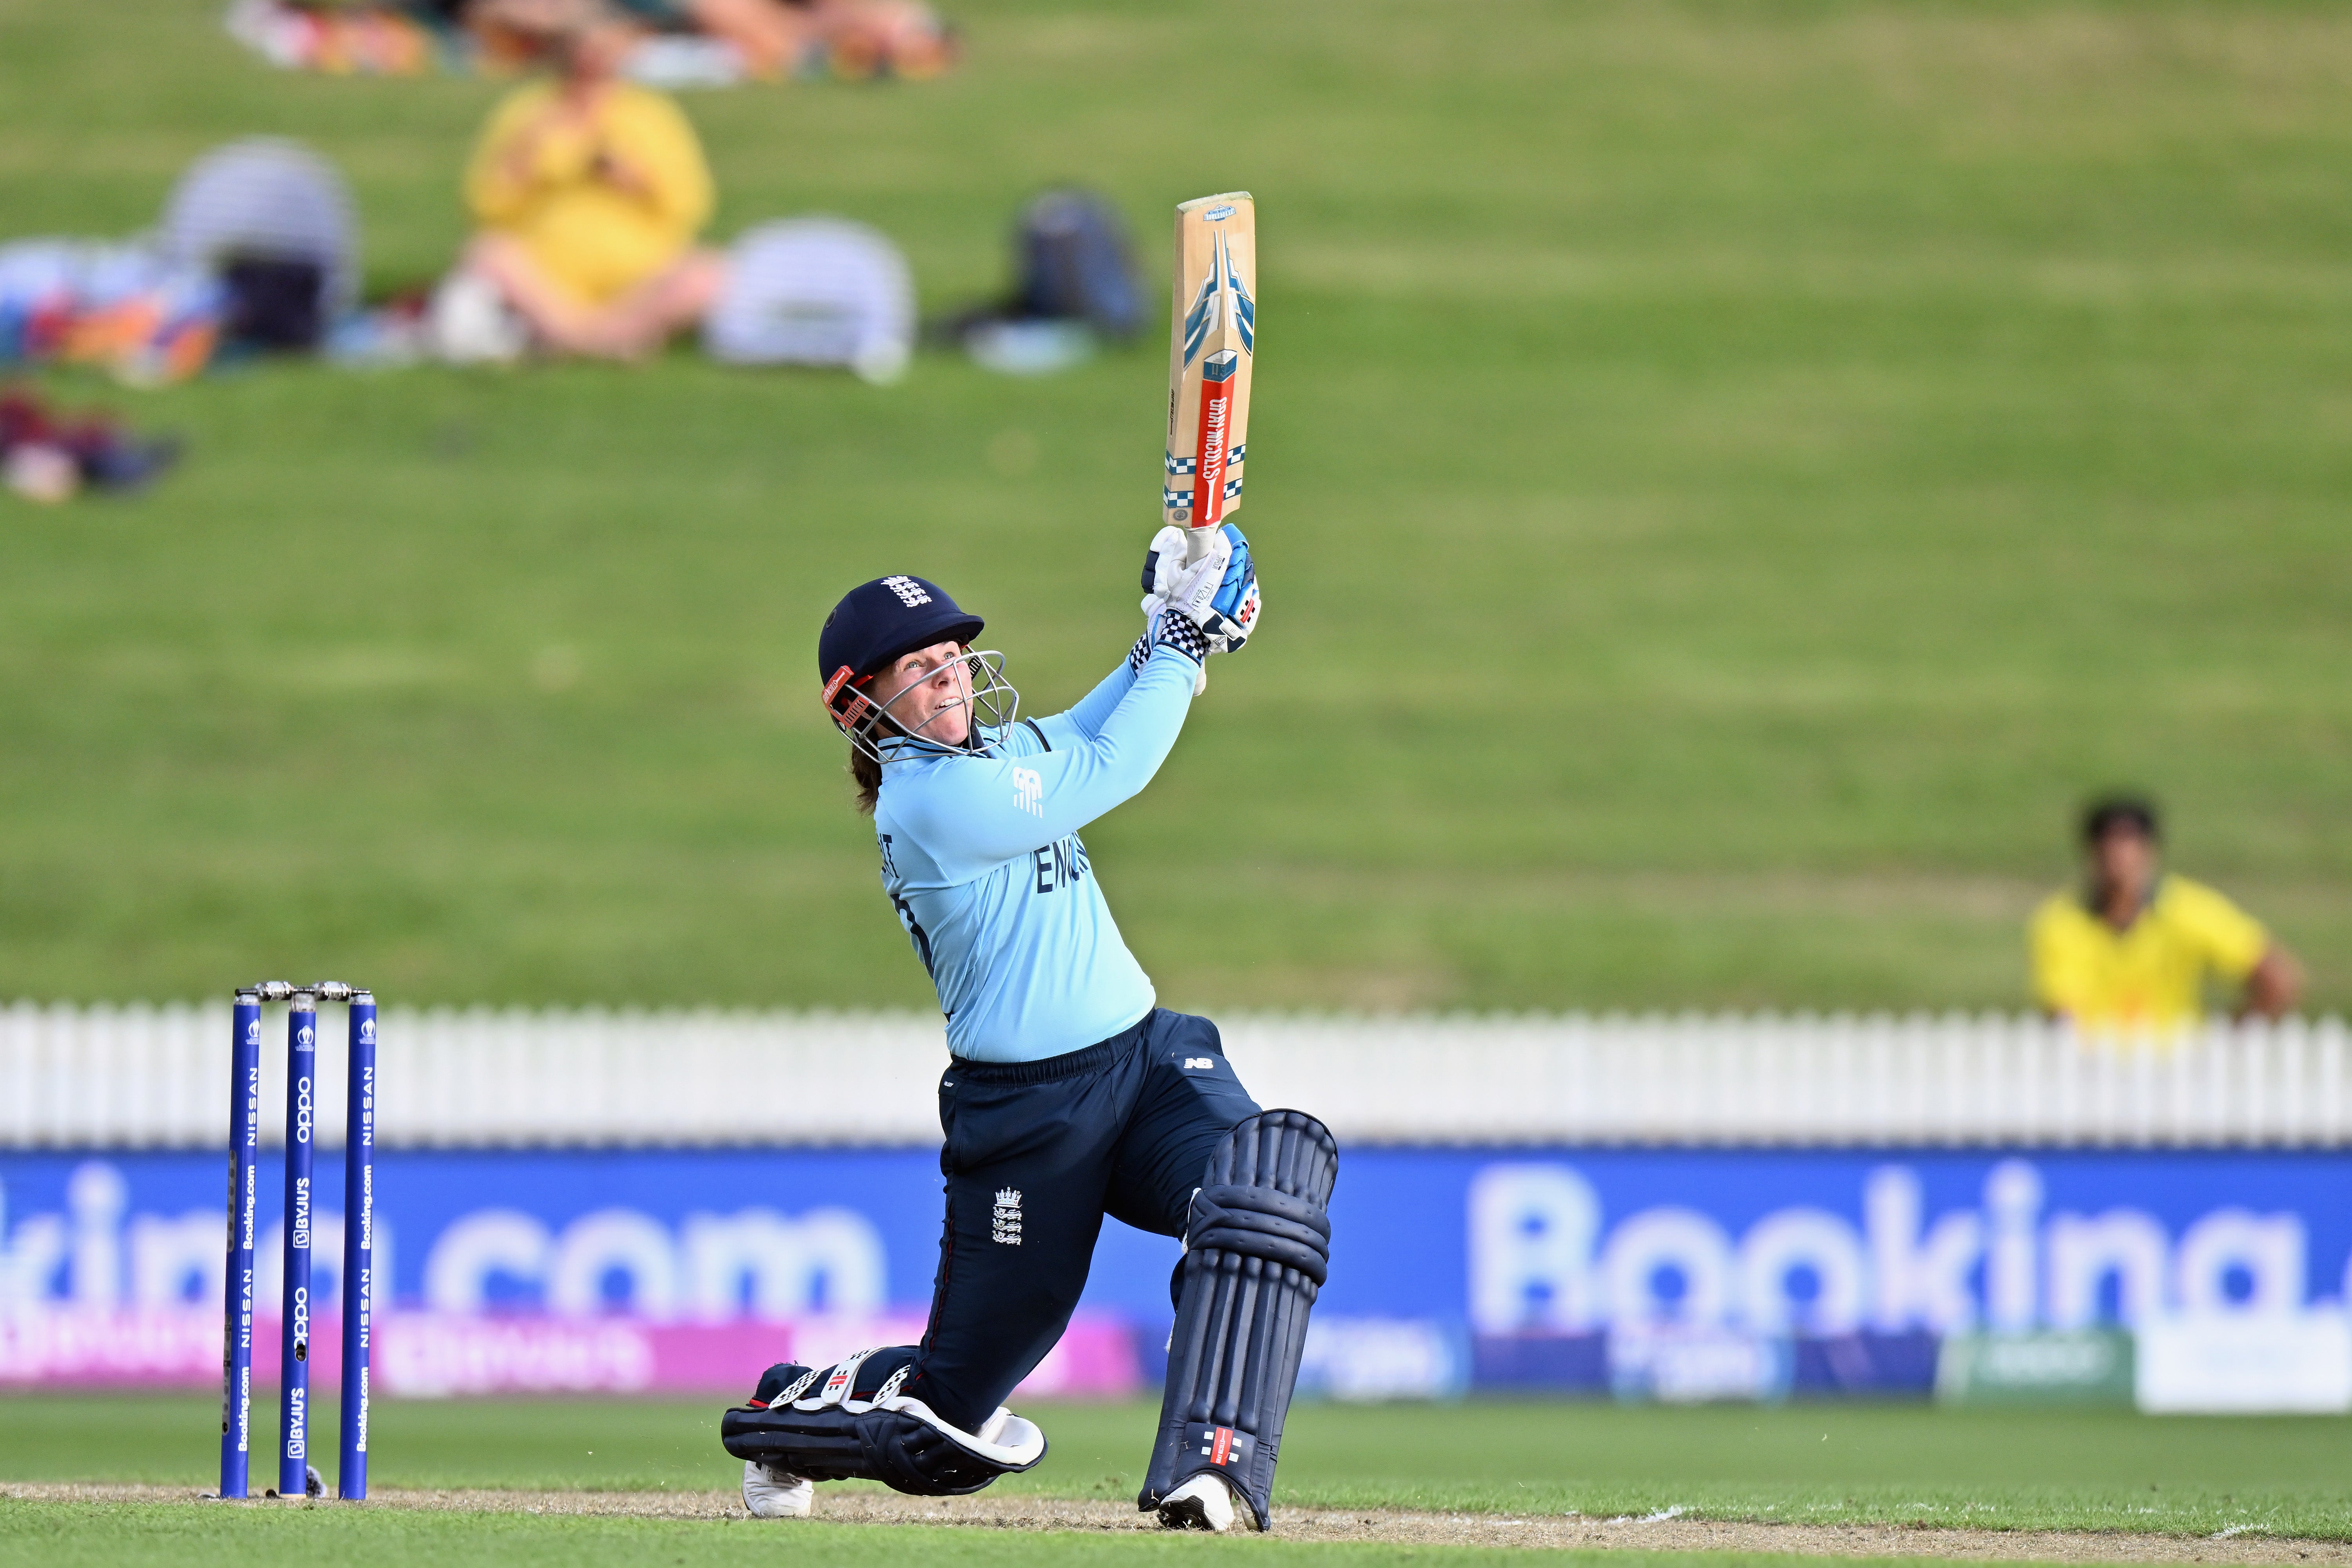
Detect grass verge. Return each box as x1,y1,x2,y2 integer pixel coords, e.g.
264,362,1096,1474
7,1395,2349,1538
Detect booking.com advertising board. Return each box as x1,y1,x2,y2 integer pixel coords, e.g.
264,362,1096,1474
3,1147,2350,1404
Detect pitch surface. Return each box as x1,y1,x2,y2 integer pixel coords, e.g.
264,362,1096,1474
5,1396,2350,1544
12,1483,2352,1567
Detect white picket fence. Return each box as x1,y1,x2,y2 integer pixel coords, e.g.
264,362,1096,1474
0,1001,2346,1149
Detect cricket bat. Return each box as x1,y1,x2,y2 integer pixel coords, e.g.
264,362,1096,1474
1163,192,1255,566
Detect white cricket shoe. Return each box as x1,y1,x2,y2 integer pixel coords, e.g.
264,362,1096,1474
742,1459,814,1518
1157,1472,1250,1532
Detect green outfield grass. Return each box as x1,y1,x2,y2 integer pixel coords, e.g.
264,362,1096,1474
1,0,2348,1012
7,1394,2350,1538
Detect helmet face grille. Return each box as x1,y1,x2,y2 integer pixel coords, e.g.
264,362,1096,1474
830,648,1020,765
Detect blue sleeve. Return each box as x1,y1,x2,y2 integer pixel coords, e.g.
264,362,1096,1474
894,646,1198,880
1046,645,1143,744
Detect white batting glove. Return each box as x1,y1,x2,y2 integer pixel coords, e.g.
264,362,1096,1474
1140,523,1260,656
1130,529,1202,694
1141,523,1223,625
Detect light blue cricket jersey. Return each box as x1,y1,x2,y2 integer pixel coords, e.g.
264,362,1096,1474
871,643,1199,1062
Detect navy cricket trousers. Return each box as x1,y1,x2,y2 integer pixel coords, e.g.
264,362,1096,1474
898,1007,1259,1434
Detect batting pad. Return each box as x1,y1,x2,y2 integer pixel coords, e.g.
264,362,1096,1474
1141,1109,1339,1530
721,1346,1046,1497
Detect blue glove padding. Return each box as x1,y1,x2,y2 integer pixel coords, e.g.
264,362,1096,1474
1141,523,1261,657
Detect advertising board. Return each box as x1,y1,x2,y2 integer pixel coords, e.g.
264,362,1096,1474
4,1147,2346,1403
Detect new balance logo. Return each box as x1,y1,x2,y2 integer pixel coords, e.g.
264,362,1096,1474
992,1188,1024,1245
880,575,932,608
1011,767,1043,816
1182,1057,1214,1071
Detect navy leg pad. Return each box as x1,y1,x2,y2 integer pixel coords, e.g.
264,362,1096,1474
1141,1109,1338,1531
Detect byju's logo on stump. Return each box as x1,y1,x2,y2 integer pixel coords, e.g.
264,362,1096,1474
992,1189,1024,1246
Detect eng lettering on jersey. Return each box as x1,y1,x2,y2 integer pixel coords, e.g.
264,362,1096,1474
1031,834,1091,895
877,832,900,880
1011,766,1044,817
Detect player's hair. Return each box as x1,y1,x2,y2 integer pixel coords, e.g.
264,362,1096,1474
2081,794,2160,845
850,743,883,815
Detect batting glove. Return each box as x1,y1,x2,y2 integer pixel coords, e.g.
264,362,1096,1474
1140,523,1261,657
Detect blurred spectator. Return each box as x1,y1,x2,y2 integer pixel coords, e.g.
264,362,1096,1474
2,387,180,502
436,0,722,360
929,188,1143,375
229,0,955,83
0,240,222,386
161,138,360,354
619,0,956,80
703,217,914,382
2030,795,2302,1031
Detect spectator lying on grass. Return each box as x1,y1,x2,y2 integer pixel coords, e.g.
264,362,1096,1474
2030,794,2302,1034
439,0,722,360
621,0,959,80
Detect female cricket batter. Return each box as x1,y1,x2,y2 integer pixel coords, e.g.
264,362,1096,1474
718,527,1337,1534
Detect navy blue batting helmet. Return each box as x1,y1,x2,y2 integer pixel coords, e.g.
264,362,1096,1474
818,575,984,686
819,576,990,743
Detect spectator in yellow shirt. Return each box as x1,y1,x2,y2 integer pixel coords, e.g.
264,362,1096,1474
450,0,723,360
2029,796,2302,1032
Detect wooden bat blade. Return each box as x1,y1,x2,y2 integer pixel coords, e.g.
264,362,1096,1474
1163,192,1255,542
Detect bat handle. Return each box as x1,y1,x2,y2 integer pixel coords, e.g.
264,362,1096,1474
1180,525,1215,693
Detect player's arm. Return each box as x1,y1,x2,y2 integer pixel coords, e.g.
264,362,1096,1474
467,90,590,220
599,91,713,230
2175,878,2303,1021
2242,944,2304,1020
1048,523,1261,742
1050,636,1149,741
899,643,1201,874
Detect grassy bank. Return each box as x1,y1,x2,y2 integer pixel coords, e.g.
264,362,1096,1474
1,1,2347,1011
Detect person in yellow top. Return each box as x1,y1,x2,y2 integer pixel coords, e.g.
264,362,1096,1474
2030,796,2302,1033
449,0,724,360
